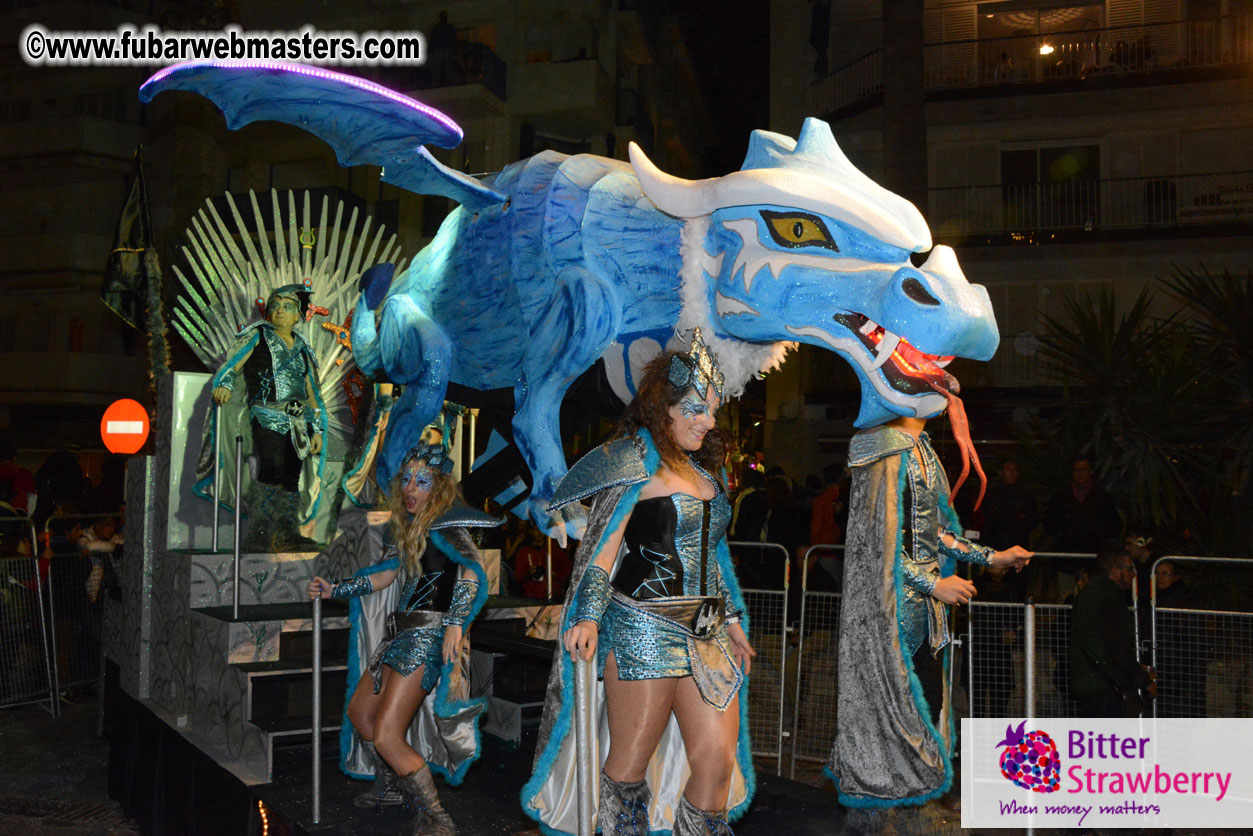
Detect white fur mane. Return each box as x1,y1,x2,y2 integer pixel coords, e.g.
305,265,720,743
676,216,795,398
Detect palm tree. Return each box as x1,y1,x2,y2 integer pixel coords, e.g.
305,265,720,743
1034,284,1224,546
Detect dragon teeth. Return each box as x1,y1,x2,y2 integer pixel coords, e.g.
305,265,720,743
858,318,878,335
870,330,900,370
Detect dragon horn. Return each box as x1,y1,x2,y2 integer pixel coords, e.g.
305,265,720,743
629,142,714,219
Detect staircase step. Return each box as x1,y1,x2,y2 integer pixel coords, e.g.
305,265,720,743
252,715,344,737
280,626,350,663
235,660,348,676
249,667,348,725
195,600,349,623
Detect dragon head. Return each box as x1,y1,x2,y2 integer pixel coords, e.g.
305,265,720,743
631,118,998,428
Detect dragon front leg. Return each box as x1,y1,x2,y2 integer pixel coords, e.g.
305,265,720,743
372,293,452,491
349,262,396,379
513,266,622,544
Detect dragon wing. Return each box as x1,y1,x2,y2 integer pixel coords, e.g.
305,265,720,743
140,61,507,211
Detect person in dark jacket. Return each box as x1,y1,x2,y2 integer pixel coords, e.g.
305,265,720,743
980,459,1038,550
1069,550,1155,717
1043,456,1120,554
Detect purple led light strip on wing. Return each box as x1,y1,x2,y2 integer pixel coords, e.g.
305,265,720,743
141,60,463,142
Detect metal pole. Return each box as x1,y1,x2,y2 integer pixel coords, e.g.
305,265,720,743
546,537,553,601
312,595,322,824
1150,559,1159,719
212,403,221,552
27,519,58,717
468,409,478,473
1024,598,1035,836
45,548,62,717
233,435,243,620
789,545,814,779
1024,599,1036,719
967,600,975,716
777,545,788,777
572,654,595,836
1131,574,1141,665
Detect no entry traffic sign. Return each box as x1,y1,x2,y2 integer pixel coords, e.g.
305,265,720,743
101,398,150,454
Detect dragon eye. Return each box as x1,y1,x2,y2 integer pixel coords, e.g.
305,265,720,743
760,209,839,252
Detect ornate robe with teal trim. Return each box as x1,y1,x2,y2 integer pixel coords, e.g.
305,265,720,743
826,426,992,807
521,430,756,835
331,504,498,785
194,321,329,522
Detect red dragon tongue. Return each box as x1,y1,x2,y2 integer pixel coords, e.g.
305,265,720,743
928,383,988,511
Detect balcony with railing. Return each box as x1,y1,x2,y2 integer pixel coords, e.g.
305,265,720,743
811,15,1253,117
929,170,1253,241
367,35,506,102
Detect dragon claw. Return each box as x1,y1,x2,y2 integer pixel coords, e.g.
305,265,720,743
359,262,395,311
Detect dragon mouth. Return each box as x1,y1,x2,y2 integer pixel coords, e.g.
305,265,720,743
833,312,960,396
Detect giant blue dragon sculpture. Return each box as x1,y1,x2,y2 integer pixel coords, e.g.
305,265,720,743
142,61,999,540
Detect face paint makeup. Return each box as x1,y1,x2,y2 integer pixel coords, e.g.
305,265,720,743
669,388,721,452
679,393,714,419
400,464,435,491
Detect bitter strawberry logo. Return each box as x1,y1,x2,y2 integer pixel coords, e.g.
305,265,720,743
997,720,1061,793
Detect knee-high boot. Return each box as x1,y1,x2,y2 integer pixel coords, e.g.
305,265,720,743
599,771,650,835
673,795,734,836
353,740,403,808
272,488,320,551
396,764,456,836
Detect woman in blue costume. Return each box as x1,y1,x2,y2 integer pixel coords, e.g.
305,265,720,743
309,442,496,836
523,329,756,836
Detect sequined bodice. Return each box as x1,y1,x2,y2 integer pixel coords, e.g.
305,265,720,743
396,541,457,613
612,490,732,600
244,328,309,405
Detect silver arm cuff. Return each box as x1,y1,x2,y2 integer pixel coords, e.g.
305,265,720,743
570,565,611,627
941,535,995,566
441,579,479,627
330,575,373,598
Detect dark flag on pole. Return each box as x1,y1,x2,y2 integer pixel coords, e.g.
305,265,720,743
101,146,152,330
101,144,170,378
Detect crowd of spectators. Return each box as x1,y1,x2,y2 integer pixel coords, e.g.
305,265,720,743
0,436,128,699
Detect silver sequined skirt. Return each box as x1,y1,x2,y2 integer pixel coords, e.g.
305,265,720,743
367,610,444,693
599,593,742,709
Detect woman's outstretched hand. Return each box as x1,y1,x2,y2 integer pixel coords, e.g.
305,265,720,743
564,621,599,662
442,625,463,664
727,622,756,675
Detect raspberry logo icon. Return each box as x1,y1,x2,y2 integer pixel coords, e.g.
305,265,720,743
996,720,1061,793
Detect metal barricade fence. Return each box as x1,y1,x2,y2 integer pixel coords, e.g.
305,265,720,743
1152,556,1253,718
728,541,790,775
1031,604,1080,718
785,544,843,777
968,601,1028,718
739,547,1246,770
0,516,56,712
43,513,121,697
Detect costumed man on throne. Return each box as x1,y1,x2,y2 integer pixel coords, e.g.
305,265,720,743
828,395,1031,816
200,282,328,551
